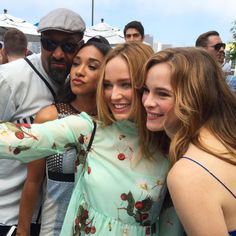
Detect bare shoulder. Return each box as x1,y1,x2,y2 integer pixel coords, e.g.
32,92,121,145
167,143,213,189
167,156,230,234
168,159,195,183
167,157,207,192
34,104,58,124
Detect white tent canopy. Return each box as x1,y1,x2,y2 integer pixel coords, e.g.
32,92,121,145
84,19,124,46
0,10,40,42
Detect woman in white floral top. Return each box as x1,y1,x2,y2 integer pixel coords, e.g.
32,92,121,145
0,42,183,236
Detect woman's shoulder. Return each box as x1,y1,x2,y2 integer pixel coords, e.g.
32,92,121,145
60,112,96,135
167,144,210,187
34,104,58,123
167,141,232,193
167,157,195,186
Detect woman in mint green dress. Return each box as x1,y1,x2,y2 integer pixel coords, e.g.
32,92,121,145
0,42,183,236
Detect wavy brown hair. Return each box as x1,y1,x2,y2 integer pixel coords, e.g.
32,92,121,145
141,47,236,165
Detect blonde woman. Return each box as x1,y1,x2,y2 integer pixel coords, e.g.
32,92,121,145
0,43,183,236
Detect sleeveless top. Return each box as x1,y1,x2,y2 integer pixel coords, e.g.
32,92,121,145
229,231,236,236
181,157,236,236
39,102,79,236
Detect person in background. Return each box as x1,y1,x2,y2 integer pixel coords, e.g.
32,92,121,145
1,28,28,64
0,8,85,236
225,74,236,93
0,42,183,236
26,49,34,56
195,30,225,65
18,36,111,236
220,51,232,75
0,42,3,64
123,20,144,42
195,30,235,92
141,47,236,235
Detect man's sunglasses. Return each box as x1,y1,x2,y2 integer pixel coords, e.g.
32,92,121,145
209,43,226,51
41,38,84,54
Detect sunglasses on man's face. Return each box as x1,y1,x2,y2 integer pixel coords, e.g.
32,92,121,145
41,38,83,54
209,43,226,51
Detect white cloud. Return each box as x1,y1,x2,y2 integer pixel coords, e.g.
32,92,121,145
133,0,236,21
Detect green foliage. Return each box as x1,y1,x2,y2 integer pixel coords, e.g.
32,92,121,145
230,20,236,60
231,21,236,39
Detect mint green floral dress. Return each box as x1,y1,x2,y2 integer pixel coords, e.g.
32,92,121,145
0,112,183,236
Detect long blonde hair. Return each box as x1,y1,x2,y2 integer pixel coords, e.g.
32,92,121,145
97,42,154,125
142,47,236,165
96,42,155,159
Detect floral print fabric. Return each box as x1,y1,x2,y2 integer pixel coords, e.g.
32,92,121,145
0,112,183,236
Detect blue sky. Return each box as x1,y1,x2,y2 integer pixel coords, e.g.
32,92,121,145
1,0,236,46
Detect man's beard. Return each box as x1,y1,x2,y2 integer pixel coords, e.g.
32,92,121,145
48,60,71,85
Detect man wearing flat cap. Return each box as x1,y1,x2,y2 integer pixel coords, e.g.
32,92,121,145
0,8,85,236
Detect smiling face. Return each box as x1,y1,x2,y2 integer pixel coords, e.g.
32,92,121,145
142,63,179,137
70,45,104,96
103,56,133,121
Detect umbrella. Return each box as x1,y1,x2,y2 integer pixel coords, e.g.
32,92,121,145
84,19,124,46
0,9,40,42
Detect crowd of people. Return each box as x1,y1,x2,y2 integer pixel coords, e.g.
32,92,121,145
0,7,235,236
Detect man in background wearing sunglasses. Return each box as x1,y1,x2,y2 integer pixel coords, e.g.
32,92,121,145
0,8,85,236
195,30,235,93
195,30,226,65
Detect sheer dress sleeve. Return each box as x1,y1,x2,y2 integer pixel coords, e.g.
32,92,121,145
0,112,94,163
